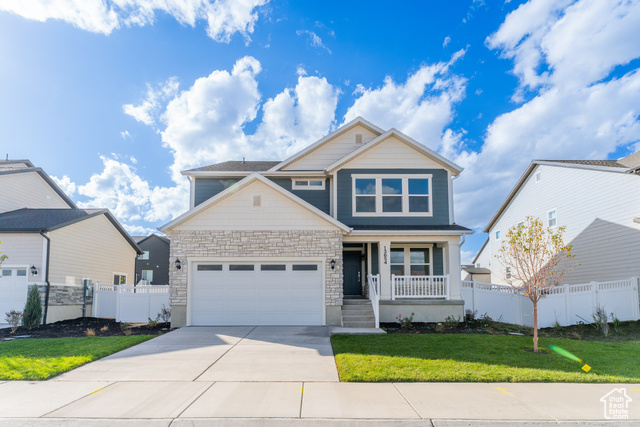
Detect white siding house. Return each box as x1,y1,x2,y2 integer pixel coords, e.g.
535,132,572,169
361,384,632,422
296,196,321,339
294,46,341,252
479,156,640,285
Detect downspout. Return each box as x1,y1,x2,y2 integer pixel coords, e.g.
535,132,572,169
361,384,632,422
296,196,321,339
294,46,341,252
40,231,51,325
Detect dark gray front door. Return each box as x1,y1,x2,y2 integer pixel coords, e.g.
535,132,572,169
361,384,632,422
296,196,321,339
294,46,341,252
343,251,362,296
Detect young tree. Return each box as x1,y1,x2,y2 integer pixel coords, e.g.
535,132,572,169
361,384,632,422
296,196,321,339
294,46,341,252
497,216,574,352
22,285,43,330
0,240,7,266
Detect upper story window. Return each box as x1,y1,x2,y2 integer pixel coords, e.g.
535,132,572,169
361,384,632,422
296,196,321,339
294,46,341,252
535,171,541,183
547,209,557,228
138,251,150,260
495,230,501,240
292,178,325,190
352,174,432,216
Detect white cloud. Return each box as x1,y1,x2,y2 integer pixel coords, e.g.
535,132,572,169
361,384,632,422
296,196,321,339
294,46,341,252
51,175,77,196
120,130,131,140
123,77,179,128
0,0,269,42
122,224,158,237
453,0,640,230
344,49,468,149
296,30,331,54
460,250,476,266
443,36,451,48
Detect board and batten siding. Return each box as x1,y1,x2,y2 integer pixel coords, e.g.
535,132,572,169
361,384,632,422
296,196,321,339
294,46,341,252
336,168,450,227
282,125,379,171
174,180,339,232
48,214,136,286
489,164,640,285
0,172,70,213
194,178,238,207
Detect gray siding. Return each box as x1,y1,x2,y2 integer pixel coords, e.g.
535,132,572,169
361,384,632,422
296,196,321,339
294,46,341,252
194,177,330,214
135,235,170,285
270,178,330,215
433,246,443,275
194,178,239,206
337,169,450,227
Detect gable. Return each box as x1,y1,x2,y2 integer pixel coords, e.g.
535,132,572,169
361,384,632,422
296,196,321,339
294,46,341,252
0,171,71,213
335,135,445,170
282,124,380,171
172,179,343,231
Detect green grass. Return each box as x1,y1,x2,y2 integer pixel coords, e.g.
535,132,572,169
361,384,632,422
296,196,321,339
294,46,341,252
0,336,156,380
331,334,640,382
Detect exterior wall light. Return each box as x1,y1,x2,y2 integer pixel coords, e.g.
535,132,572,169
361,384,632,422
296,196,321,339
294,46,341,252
175,259,182,270
30,265,38,276
330,259,336,270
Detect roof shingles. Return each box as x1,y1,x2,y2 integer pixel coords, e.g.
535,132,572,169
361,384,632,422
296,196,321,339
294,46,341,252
184,161,281,173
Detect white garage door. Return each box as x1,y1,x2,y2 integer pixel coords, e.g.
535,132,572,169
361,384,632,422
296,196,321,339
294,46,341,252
190,262,323,326
0,267,29,316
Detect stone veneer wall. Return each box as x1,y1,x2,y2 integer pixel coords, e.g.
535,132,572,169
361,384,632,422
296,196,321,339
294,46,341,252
167,230,344,308
37,285,92,306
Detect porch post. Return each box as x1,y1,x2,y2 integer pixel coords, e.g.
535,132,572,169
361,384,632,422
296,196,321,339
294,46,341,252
446,238,462,300
378,239,392,300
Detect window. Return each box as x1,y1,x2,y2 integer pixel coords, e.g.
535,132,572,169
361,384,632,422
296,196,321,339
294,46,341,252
197,264,222,271
292,264,318,271
390,246,432,277
16,270,27,277
261,264,286,271
495,230,501,240
113,274,127,285
2,269,12,277
229,265,254,271
505,267,512,281
292,178,325,190
353,174,432,216
138,251,150,260
548,209,557,228
141,270,153,282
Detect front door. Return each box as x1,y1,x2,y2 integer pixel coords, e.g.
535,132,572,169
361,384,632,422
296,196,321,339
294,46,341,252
343,251,362,296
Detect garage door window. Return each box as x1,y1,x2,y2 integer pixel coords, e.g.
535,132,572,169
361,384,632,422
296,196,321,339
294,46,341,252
197,265,222,271
229,265,254,271
2,270,11,277
261,264,286,271
16,270,26,277
292,264,318,271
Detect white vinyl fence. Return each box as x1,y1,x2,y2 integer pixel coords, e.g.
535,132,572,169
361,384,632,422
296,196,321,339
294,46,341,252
461,277,640,328
93,284,170,323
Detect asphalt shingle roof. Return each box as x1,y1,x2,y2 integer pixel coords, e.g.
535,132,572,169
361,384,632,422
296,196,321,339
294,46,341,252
540,159,626,168
184,161,281,172
0,208,105,231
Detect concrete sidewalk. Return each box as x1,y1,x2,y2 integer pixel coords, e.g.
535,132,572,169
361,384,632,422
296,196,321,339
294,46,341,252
0,380,638,424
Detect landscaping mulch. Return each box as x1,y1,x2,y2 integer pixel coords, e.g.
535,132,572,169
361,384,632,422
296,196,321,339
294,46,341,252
0,317,172,339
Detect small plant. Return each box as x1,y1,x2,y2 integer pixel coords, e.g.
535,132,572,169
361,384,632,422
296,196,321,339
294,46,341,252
395,312,415,329
85,328,96,337
22,285,43,330
611,312,622,333
5,310,23,333
123,327,132,336
478,312,493,327
120,322,132,336
569,331,582,340
464,309,477,325
592,306,609,337
158,305,171,323
443,315,460,329
435,323,445,333
553,319,563,331
147,317,159,328
100,325,109,333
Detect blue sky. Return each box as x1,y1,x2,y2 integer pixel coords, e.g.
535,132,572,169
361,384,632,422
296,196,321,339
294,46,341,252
1,0,639,262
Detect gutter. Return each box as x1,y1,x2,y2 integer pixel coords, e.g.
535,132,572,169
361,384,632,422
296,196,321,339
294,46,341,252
39,231,51,325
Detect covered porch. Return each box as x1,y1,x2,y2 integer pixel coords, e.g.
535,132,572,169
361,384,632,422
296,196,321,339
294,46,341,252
342,233,466,326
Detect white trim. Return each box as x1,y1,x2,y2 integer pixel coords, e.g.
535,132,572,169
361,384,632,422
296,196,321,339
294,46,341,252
268,117,385,172
291,177,326,190
324,129,463,175
331,172,337,219
160,173,351,233
112,272,128,285
347,229,473,236
547,208,558,228
390,244,434,277
447,170,454,224
352,174,433,217
187,257,326,327
189,175,195,208
183,171,328,177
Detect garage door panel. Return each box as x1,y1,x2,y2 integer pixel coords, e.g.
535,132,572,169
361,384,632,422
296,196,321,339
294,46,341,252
191,262,323,326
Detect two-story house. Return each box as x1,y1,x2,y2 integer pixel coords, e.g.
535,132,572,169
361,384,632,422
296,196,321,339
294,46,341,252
160,118,472,328
476,154,640,285
0,159,141,323
134,234,170,285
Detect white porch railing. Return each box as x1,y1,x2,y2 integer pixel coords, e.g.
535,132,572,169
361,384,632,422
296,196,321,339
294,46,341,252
392,274,450,300
367,274,380,328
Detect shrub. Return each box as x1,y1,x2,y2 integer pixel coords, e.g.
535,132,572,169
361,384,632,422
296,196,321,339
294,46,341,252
478,312,493,327
592,306,609,337
611,312,622,333
147,317,159,328
100,325,109,333
85,328,96,337
158,305,171,323
22,285,42,330
443,315,460,329
395,312,415,329
5,310,23,333
464,309,477,325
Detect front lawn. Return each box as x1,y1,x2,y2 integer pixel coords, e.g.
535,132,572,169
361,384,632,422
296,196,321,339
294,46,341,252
0,336,156,380
331,334,640,382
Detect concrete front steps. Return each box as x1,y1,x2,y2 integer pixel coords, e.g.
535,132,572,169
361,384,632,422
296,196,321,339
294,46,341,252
341,298,376,328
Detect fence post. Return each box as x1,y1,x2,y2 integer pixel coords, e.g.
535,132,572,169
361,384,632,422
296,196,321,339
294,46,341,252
472,280,477,312
116,285,121,322
92,283,97,317
391,274,396,300
591,281,599,311
563,284,569,326
634,277,640,320
147,286,152,321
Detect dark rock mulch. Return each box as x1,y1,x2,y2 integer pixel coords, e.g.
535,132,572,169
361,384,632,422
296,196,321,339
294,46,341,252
0,317,172,339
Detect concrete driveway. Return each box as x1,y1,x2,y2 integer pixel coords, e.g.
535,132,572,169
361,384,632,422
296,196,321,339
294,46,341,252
55,325,339,382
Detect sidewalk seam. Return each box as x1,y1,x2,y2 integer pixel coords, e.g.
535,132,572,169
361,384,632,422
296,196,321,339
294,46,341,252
39,381,117,418
509,392,559,422
392,383,425,421
173,381,216,419
192,326,257,381
299,381,305,418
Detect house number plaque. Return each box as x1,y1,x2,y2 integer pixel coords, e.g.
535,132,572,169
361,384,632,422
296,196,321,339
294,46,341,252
383,246,388,264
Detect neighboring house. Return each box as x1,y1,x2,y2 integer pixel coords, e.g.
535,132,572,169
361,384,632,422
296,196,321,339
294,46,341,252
477,154,640,285
134,234,170,285
0,160,141,323
461,265,491,283
160,117,473,327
